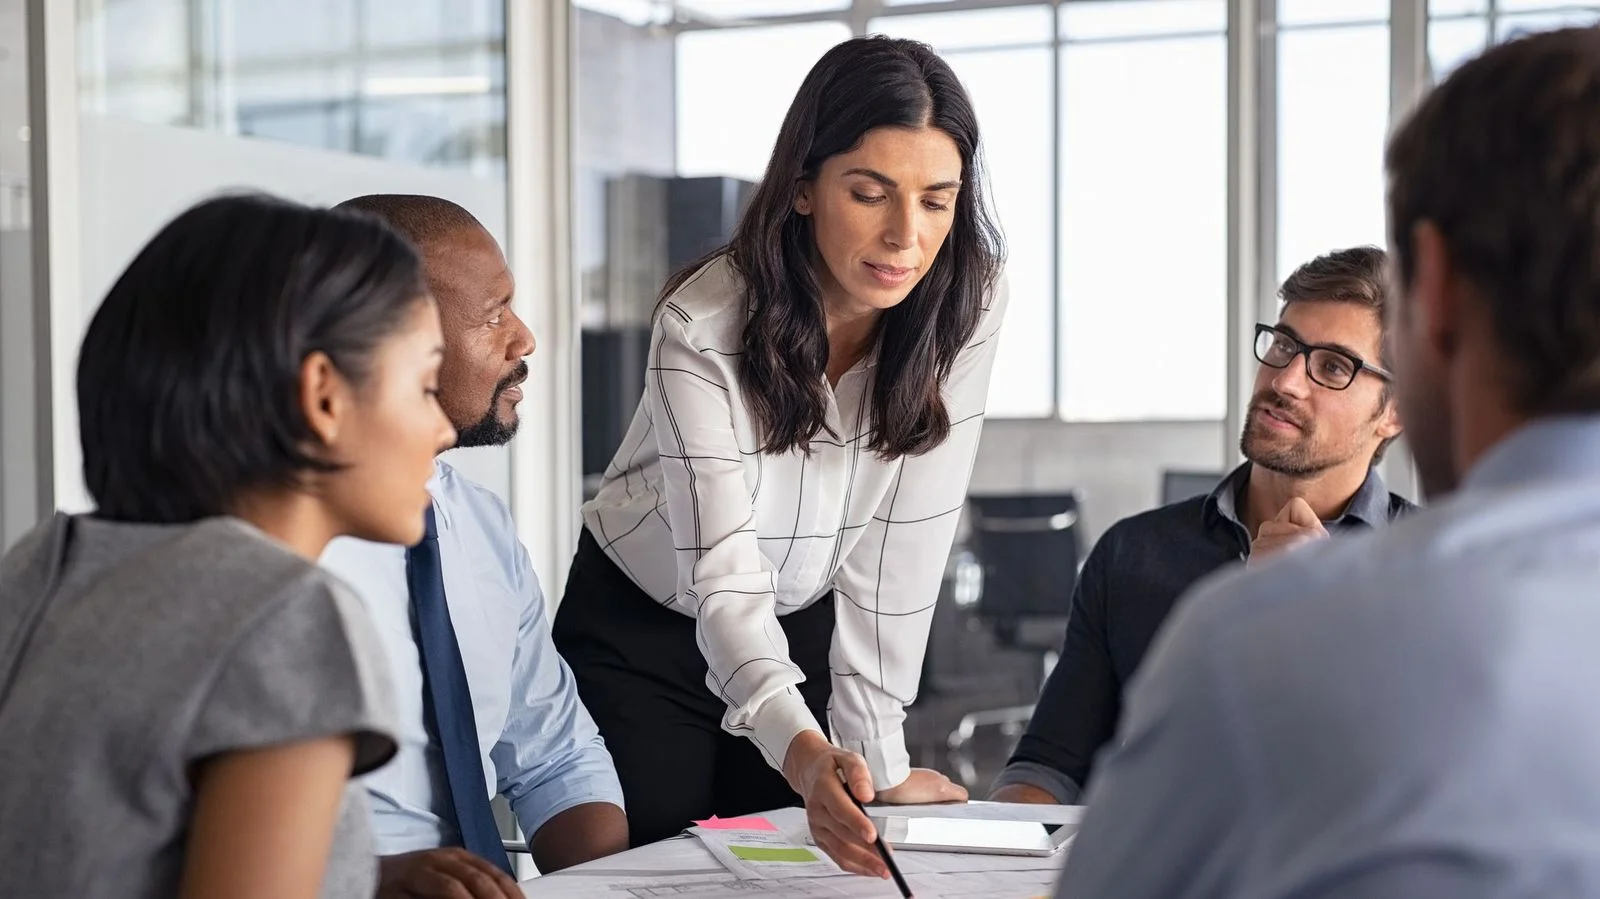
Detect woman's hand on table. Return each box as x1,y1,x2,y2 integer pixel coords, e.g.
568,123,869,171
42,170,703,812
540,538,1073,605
876,768,968,805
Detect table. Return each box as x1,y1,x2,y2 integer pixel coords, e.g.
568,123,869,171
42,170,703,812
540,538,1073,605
520,804,1078,899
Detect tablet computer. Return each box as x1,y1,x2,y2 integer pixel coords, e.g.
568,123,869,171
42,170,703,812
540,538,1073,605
867,815,1076,857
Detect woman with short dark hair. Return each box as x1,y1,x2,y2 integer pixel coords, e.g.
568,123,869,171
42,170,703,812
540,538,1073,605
0,193,456,899
555,35,1008,877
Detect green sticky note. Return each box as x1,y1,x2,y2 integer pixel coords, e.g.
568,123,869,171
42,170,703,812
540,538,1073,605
728,844,820,863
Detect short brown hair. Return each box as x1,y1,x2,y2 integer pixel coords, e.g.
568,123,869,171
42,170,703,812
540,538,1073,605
1387,27,1600,415
1279,245,1391,370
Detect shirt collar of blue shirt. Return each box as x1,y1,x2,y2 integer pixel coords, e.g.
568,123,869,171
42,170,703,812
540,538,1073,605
1462,414,1600,494
1203,461,1393,532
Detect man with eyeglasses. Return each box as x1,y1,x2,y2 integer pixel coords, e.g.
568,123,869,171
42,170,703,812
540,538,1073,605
990,245,1413,807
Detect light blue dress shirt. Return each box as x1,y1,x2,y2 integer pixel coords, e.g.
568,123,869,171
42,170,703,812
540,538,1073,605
321,459,624,855
1059,416,1600,899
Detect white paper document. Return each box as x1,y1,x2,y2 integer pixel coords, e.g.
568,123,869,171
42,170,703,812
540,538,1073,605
691,822,848,880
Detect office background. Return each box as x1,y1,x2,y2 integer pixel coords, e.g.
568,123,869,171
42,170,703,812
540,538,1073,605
0,0,1591,786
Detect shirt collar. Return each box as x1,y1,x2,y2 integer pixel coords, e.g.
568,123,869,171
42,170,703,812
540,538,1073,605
1338,464,1394,527
1462,414,1600,493
425,458,448,529
1203,461,1393,529
1202,462,1253,530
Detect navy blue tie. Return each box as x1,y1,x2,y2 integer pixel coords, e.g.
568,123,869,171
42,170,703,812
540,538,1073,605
406,505,514,876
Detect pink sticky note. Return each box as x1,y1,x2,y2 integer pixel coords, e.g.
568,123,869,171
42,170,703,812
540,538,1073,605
693,815,779,831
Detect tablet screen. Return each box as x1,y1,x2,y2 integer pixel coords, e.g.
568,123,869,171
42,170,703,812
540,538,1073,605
869,815,1075,856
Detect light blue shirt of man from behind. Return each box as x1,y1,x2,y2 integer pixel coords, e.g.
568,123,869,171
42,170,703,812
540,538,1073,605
1058,417,1600,899
321,458,624,855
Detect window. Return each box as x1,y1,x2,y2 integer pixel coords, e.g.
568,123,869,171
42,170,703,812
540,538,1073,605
1497,0,1600,11
1428,2,1600,82
573,0,658,26
72,0,513,512
1277,0,1388,27
880,0,1229,421
870,6,1054,418
675,22,851,181
1496,9,1600,40
1059,0,1225,38
1428,16,1488,79
676,0,850,18
872,5,1053,46
1058,21,1227,421
587,0,1437,426
956,47,1054,418
1276,21,1391,285
79,0,506,171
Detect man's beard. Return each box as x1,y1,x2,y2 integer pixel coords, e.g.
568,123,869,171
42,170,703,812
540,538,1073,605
1240,391,1327,478
454,362,527,448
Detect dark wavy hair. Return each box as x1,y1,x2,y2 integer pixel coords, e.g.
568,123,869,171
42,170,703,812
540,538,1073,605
78,193,427,523
661,36,1004,458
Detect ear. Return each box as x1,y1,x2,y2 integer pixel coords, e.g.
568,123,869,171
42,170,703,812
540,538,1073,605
793,180,813,216
1374,394,1403,441
1408,220,1459,364
299,350,349,450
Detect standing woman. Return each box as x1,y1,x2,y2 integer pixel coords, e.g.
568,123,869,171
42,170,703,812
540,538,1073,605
554,36,1007,877
0,194,456,899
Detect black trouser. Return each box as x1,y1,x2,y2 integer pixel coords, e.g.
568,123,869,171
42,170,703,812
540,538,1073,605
553,528,835,847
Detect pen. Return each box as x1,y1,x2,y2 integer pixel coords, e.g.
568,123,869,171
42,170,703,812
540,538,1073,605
846,789,914,899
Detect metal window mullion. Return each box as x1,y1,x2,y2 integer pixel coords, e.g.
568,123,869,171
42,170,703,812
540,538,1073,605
26,0,83,517
1224,0,1271,467
1254,0,1278,334
1050,0,1063,417
507,0,579,599
1379,0,1428,500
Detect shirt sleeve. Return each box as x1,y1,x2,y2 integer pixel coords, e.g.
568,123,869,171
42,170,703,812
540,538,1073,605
1054,576,1253,899
829,283,1009,790
186,573,398,777
493,539,627,839
646,310,824,773
994,532,1120,804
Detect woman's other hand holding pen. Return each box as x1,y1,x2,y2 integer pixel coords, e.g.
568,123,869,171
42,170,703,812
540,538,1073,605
782,732,968,878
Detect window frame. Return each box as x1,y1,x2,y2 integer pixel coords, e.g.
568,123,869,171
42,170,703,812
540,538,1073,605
580,0,1434,462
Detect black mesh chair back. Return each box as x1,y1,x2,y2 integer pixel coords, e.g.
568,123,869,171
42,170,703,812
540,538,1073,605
966,492,1082,636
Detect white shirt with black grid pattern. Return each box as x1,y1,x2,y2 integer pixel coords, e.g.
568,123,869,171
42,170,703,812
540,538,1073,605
581,255,1007,790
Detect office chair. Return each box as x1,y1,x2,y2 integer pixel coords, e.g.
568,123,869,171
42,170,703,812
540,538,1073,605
945,492,1083,787
1161,469,1225,506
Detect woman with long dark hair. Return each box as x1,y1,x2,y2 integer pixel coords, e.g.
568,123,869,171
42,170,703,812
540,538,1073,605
554,36,1007,877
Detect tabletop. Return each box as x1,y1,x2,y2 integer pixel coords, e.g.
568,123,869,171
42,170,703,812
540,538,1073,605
521,802,1080,899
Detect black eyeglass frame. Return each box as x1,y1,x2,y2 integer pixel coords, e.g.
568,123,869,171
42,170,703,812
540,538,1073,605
1253,323,1393,391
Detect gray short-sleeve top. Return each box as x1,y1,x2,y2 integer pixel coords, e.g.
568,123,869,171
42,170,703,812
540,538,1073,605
0,513,398,899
